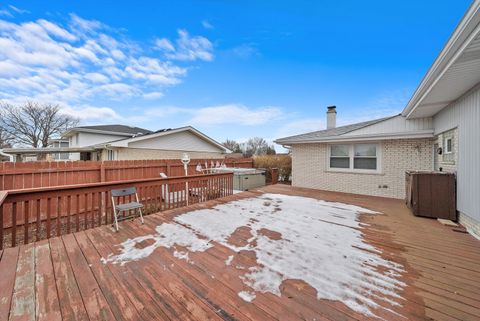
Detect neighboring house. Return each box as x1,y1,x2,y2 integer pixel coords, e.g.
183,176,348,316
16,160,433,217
3,125,230,161
90,126,230,160
276,0,480,238
62,124,153,160
48,139,70,160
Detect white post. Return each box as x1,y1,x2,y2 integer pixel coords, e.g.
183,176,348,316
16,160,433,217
181,153,191,206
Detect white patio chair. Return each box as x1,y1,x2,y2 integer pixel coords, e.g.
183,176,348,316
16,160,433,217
111,187,144,232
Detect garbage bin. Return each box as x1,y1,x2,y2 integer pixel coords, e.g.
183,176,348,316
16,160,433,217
405,171,456,220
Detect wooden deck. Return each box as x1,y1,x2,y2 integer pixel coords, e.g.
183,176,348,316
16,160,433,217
1,184,479,321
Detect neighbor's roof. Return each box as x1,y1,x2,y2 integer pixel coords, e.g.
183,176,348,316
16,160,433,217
275,115,397,145
63,125,152,137
100,126,230,153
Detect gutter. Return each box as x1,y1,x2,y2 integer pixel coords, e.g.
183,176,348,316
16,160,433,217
0,149,14,162
275,130,435,145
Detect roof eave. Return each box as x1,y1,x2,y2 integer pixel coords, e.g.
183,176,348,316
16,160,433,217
402,1,480,119
62,128,139,138
275,130,434,145
106,126,229,153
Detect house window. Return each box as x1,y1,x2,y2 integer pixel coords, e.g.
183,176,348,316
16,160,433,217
107,150,116,160
354,144,377,170
444,137,453,154
330,144,350,168
329,143,379,172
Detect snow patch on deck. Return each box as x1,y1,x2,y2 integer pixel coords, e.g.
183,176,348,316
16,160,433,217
102,193,405,318
238,291,256,302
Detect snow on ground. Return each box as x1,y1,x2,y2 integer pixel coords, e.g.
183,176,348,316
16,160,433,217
102,193,405,318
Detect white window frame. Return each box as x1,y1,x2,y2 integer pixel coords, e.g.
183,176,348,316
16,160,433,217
444,137,453,154
107,149,116,161
327,143,382,173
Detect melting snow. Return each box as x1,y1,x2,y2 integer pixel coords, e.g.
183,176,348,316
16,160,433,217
225,255,234,266
238,291,256,302
102,193,405,318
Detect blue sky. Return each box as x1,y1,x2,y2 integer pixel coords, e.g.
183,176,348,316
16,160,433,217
0,1,472,148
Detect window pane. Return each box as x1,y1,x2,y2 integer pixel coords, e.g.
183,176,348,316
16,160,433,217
354,144,376,157
446,139,452,152
330,145,349,157
330,157,350,168
354,158,377,170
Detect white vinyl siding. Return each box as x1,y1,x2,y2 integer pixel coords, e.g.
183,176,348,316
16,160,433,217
128,131,224,153
433,83,480,227
342,115,433,136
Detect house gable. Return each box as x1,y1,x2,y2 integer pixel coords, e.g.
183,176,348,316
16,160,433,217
125,130,225,153
342,115,434,137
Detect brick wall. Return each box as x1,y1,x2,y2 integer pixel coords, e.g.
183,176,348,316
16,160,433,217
113,148,225,160
291,139,434,199
433,128,458,173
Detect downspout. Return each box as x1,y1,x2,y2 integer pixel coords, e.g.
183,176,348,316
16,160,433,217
0,149,14,162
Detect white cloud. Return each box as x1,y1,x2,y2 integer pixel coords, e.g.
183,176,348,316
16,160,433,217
37,19,76,41
0,14,213,111
231,43,259,59
189,104,282,126
60,105,121,121
8,5,29,14
143,92,164,100
276,118,325,139
154,38,175,52
84,72,110,83
155,29,214,62
201,20,214,29
69,14,103,34
0,9,12,17
143,106,189,118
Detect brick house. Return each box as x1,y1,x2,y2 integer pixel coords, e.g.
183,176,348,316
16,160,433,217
276,0,480,238
275,110,435,200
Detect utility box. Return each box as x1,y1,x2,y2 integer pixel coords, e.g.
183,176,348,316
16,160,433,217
405,171,456,220
234,171,266,191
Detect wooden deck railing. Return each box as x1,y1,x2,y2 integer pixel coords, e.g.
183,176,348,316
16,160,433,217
0,172,233,249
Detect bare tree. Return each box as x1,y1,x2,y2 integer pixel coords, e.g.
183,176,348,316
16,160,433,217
223,139,242,153
0,102,79,147
0,127,13,148
243,137,276,157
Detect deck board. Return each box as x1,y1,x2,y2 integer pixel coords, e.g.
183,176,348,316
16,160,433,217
1,185,480,320
35,240,62,321
9,244,35,321
0,247,19,321
49,237,89,321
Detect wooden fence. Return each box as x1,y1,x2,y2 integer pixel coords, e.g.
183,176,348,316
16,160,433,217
0,172,234,249
0,158,252,190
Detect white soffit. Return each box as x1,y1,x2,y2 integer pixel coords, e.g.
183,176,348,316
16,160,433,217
404,1,480,119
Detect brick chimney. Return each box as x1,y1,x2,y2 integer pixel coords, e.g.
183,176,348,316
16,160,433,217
327,106,336,129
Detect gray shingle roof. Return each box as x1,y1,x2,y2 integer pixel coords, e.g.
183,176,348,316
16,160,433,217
275,115,398,144
75,125,152,135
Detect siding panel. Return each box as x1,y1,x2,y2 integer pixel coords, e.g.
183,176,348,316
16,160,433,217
128,131,223,153
343,115,433,136
433,84,480,224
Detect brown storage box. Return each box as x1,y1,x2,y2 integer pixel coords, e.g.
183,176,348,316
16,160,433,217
405,171,456,220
